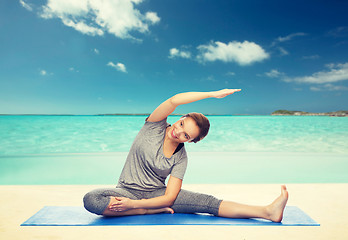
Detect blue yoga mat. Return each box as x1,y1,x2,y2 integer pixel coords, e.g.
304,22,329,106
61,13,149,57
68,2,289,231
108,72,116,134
21,206,319,226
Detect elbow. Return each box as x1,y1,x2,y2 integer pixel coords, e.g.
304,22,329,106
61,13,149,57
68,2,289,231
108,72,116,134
169,95,179,107
167,199,175,207
164,195,176,207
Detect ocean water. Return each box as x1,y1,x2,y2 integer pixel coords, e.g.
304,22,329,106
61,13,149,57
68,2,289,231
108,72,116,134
0,115,347,155
1,115,348,184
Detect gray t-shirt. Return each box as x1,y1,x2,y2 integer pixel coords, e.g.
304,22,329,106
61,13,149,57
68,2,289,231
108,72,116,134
117,118,188,191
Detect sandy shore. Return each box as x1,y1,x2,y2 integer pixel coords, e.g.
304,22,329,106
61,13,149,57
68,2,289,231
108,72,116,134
1,184,347,240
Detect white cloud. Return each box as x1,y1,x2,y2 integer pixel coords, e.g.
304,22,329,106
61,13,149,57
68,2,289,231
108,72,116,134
197,41,269,66
39,69,54,76
19,0,33,11
302,55,320,60
277,32,307,42
69,67,79,72
145,12,160,24
169,48,191,59
107,61,127,73
327,26,348,38
278,47,289,56
200,75,216,82
284,62,348,84
225,72,235,76
61,18,103,36
265,69,284,78
32,0,160,40
94,48,100,54
310,84,348,91
272,32,307,45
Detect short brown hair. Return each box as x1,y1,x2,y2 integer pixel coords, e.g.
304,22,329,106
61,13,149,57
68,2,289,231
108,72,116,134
183,112,210,143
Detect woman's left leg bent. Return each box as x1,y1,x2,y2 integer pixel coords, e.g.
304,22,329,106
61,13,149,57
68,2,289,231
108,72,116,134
83,187,139,215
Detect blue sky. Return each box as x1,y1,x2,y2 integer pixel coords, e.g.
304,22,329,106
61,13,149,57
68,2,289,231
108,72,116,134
1,0,348,115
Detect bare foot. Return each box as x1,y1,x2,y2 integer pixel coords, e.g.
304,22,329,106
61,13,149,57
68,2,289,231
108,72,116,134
146,207,174,215
162,207,174,214
266,185,289,222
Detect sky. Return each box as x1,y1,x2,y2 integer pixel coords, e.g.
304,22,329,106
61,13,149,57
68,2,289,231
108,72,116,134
0,0,348,115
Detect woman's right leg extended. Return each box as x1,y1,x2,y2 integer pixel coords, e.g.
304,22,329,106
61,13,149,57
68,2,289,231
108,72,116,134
218,185,289,222
150,185,288,222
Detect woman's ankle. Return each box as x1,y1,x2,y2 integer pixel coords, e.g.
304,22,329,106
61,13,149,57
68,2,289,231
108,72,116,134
138,208,148,215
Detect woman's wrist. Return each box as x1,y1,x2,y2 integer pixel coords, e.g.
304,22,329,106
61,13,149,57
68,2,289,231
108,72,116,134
131,199,139,209
132,199,147,209
207,91,216,98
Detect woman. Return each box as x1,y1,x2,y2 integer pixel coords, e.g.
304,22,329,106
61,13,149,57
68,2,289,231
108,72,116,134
83,89,288,222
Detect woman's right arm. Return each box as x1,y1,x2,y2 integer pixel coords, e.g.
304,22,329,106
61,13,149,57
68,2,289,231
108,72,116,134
147,89,241,122
108,175,183,212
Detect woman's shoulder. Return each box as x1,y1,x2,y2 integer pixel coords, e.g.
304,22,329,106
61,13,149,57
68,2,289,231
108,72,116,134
145,116,167,123
143,116,169,129
137,117,169,137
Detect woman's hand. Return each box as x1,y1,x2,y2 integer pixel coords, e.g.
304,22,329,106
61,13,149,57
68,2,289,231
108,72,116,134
108,197,134,212
211,89,241,98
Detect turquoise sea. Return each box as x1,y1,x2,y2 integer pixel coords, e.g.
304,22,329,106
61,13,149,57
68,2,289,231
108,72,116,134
1,115,348,184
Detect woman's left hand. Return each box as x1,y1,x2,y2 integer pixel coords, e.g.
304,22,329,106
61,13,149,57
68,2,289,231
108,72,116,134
211,89,241,99
108,197,134,212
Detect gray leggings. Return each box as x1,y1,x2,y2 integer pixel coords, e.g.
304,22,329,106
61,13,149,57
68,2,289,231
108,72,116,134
83,187,222,216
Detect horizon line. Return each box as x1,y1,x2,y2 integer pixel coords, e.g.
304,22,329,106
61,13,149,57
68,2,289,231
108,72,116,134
0,113,264,116
1,110,346,116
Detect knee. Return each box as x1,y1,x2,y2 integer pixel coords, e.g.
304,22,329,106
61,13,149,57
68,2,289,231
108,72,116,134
83,191,108,215
172,190,221,215
83,192,96,212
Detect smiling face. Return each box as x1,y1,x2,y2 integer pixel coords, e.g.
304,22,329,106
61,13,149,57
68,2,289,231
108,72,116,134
167,117,200,143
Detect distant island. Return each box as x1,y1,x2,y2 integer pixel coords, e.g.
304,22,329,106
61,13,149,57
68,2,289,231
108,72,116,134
271,110,348,117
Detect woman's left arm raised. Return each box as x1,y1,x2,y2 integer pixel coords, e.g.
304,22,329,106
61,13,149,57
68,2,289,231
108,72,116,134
108,175,182,212
147,89,241,123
